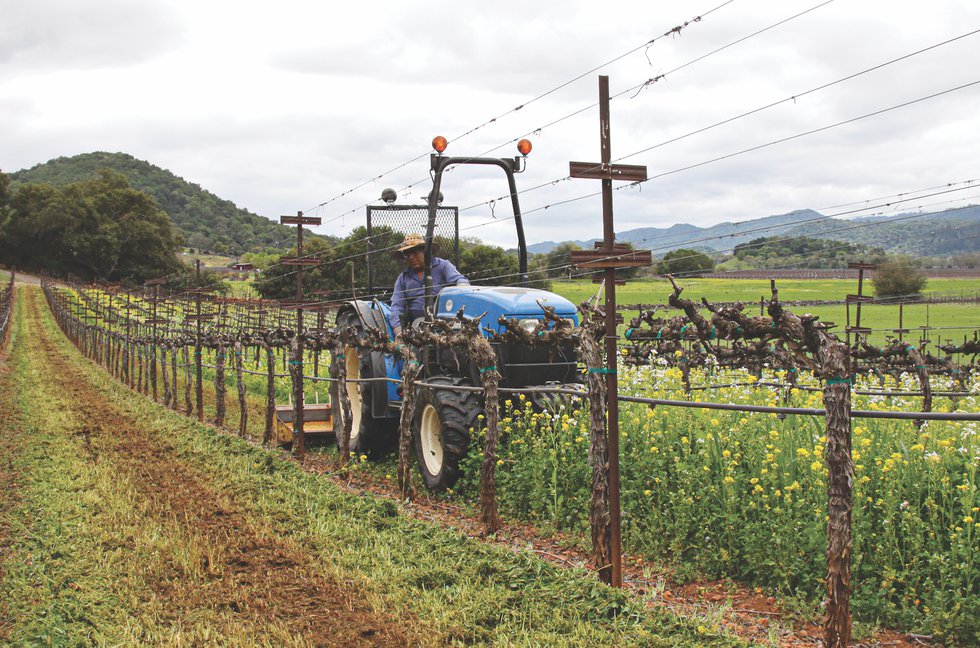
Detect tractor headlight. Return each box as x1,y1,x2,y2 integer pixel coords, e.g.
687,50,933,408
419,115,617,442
518,318,540,333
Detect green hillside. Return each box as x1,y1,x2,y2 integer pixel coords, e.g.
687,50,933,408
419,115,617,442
8,152,314,255
784,207,980,256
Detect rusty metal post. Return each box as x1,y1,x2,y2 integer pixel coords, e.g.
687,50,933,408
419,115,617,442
894,302,909,342
597,77,623,588
567,76,650,587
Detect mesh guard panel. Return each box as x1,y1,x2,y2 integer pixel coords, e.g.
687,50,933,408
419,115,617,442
366,205,459,299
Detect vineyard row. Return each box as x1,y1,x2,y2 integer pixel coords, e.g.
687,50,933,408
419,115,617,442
38,277,980,648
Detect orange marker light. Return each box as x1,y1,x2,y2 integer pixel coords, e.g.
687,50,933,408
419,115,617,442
517,139,533,156
432,135,448,153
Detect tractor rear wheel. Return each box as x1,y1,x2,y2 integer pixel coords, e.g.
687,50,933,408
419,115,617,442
412,375,482,491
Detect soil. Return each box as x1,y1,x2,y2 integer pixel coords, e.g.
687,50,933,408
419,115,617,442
8,289,416,647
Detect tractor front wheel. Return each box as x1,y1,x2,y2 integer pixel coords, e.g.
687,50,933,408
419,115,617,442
412,375,482,491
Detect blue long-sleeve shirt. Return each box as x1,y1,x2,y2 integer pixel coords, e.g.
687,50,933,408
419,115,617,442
389,257,468,330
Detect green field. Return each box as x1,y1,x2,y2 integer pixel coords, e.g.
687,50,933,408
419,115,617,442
180,250,237,268
550,276,980,305
225,276,260,299
551,278,980,347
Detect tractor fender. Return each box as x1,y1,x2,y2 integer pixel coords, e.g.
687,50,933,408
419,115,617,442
338,300,401,418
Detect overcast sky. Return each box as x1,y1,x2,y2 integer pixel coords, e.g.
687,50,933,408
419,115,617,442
2,0,979,248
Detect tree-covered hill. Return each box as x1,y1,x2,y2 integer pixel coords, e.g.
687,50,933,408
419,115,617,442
0,169,185,283
722,235,882,270
8,152,311,255
782,206,980,256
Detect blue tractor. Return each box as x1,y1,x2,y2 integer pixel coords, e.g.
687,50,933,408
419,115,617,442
335,138,580,490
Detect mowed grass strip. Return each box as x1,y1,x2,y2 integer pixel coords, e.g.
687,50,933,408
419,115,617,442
2,290,416,646
0,289,143,644
23,284,741,645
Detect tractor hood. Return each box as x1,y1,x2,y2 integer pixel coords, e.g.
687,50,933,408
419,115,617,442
435,285,578,332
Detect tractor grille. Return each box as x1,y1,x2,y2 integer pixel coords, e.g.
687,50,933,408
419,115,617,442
494,340,578,387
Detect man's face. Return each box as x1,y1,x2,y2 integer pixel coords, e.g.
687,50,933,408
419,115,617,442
404,247,424,271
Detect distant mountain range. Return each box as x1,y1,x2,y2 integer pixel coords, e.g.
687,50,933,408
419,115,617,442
7,152,316,255
528,206,980,257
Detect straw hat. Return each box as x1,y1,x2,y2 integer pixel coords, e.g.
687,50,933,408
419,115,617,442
396,233,426,253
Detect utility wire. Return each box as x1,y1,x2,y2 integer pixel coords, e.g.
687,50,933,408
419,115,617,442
306,0,832,232
299,0,735,218
484,79,980,226
430,28,980,227
254,55,980,284
253,179,980,299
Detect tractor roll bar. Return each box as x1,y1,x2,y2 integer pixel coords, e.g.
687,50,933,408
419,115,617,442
424,154,529,311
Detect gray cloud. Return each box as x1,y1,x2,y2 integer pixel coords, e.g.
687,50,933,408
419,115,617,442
2,0,979,251
0,0,184,74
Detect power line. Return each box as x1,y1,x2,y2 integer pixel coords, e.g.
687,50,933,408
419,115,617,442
285,67,980,283
306,0,835,233
299,0,736,219
489,78,980,226
430,28,980,234
256,56,980,284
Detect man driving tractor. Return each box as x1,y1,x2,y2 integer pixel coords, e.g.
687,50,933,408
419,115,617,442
388,233,469,338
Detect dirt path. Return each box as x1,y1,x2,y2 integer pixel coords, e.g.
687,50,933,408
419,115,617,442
11,288,416,646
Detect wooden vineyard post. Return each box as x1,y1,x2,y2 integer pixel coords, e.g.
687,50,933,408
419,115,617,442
254,309,276,445
279,210,323,458
568,75,651,586
845,262,875,379
578,304,612,581
195,263,204,419
124,291,132,386
329,338,353,469
214,341,227,426
822,351,854,648
183,343,193,415
263,335,276,446
393,347,418,498
234,339,247,436
186,260,215,422
146,278,167,401
150,284,157,399
769,281,854,648
170,339,181,411
160,341,171,408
